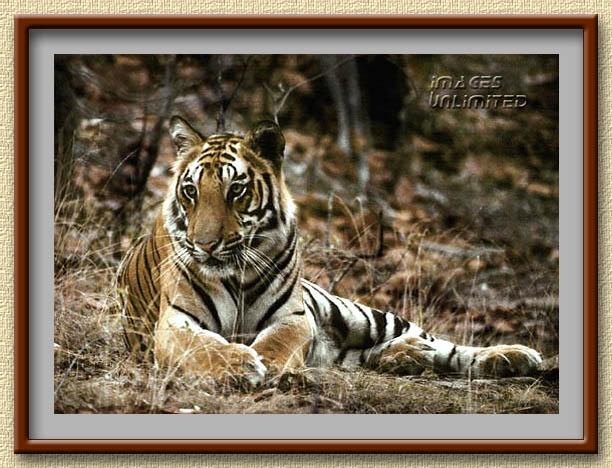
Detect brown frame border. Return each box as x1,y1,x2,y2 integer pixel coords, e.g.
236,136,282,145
14,14,598,454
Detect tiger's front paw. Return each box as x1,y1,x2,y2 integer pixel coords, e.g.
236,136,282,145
471,344,542,378
217,343,268,389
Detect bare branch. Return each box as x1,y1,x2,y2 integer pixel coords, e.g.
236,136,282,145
323,198,384,293
421,241,504,259
266,55,357,124
69,61,175,106
324,191,336,289
134,54,178,195
354,211,385,259
214,56,227,132
214,55,252,132
328,258,357,295
224,55,252,112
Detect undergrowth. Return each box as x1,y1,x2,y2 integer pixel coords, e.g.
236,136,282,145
54,149,559,414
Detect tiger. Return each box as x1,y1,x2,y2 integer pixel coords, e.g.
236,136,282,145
117,115,543,388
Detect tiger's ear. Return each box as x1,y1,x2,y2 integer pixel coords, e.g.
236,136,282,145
169,116,204,156
245,120,285,174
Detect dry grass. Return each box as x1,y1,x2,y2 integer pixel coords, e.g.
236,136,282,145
54,263,557,415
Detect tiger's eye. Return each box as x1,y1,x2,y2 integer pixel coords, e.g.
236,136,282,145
230,183,246,197
183,184,197,198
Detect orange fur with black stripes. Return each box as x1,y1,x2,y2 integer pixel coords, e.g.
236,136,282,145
118,116,542,387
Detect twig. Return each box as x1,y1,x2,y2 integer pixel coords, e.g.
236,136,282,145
214,55,252,132
329,258,358,295
55,252,122,271
324,191,336,289
224,55,252,112
54,339,103,396
265,55,357,124
421,240,504,259
323,198,385,294
69,62,173,104
214,56,226,132
354,210,385,259
311,369,321,414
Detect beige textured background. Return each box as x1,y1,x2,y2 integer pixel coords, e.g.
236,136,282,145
0,0,607,465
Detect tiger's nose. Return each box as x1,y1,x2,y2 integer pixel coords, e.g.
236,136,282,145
194,239,219,252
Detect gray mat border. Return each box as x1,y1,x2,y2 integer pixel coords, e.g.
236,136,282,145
30,28,580,440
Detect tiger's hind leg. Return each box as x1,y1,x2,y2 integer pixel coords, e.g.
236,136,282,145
333,336,434,375
301,280,542,378
340,333,542,378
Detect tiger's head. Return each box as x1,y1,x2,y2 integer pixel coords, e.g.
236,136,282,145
163,116,296,277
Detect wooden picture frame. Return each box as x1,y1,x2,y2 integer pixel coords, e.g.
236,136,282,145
14,15,598,453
